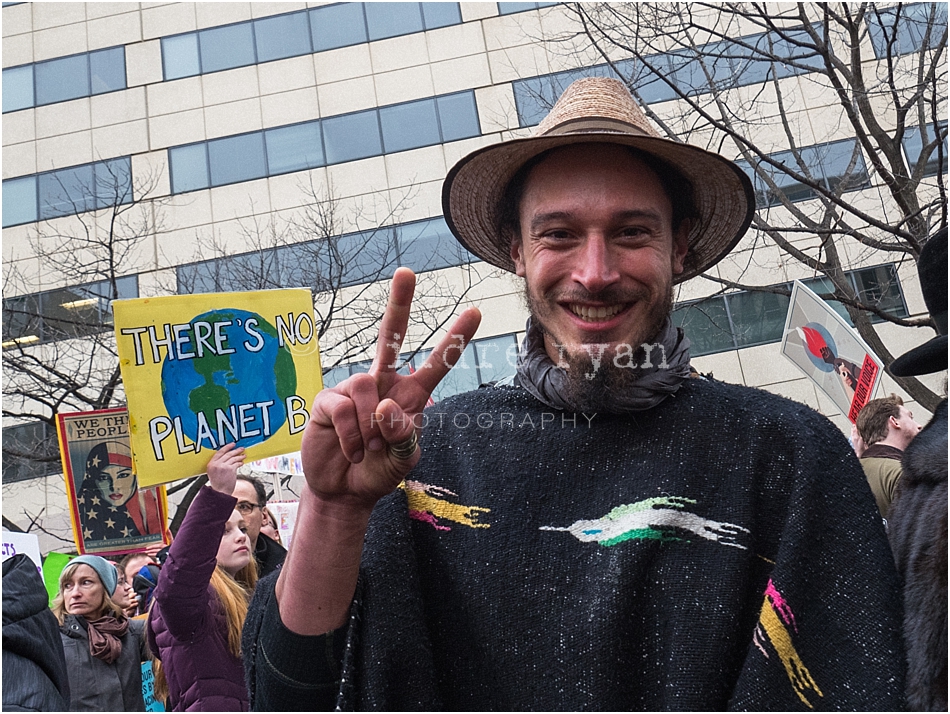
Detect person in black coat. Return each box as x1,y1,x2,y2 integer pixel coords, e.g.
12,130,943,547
887,227,948,711
2,553,70,711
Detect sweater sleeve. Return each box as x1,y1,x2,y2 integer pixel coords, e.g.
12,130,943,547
153,485,237,642
243,571,345,712
727,418,906,710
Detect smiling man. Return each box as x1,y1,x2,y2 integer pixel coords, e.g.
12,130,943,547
244,78,905,710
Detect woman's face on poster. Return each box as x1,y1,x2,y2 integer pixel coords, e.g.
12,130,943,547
95,464,137,507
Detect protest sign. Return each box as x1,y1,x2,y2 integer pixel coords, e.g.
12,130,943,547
780,281,884,422
57,407,170,555
267,501,299,549
43,551,73,606
1,530,42,574
113,289,322,487
142,661,165,711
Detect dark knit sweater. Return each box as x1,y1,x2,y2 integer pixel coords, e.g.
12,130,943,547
245,378,905,710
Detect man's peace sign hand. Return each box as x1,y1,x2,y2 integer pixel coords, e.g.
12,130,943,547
301,267,481,511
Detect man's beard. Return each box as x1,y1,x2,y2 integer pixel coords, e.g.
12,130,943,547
523,282,674,412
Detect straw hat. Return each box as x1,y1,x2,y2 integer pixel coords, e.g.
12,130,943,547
442,77,755,282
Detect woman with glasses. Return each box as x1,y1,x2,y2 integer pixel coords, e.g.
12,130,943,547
146,443,258,711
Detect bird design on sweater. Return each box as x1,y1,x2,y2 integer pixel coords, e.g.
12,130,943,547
753,579,823,708
539,496,749,548
401,480,490,531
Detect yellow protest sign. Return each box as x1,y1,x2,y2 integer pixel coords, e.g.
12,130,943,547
113,289,322,487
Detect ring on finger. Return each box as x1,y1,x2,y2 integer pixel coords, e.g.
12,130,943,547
388,431,419,460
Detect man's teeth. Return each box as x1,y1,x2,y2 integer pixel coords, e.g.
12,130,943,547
570,304,623,321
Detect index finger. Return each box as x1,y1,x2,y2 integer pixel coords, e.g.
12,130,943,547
371,268,416,375
409,307,482,396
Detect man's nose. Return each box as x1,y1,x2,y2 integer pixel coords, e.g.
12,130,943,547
571,235,619,293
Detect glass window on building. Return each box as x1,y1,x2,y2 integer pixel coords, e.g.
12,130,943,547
436,91,481,142
817,139,870,194
2,175,37,227
2,65,34,112
38,164,96,219
498,2,558,15
379,98,440,153
868,2,947,58
514,65,617,127
2,293,42,346
320,364,351,389
474,334,519,385
334,228,399,287
255,11,312,62
3,275,138,347
2,421,60,483
208,133,267,187
42,286,109,340
422,3,462,29
199,23,256,74
310,3,368,52
93,157,133,209
365,2,424,41
725,289,790,348
169,143,210,193
398,217,474,273
322,109,383,164
265,122,325,175
852,264,908,321
667,46,735,97
424,341,480,402
162,33,201,80
671,297,735,355
903,121,948,178
89,47,126,94
34,53,89,105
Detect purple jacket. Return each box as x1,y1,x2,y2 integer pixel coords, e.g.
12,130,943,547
147,486,248,711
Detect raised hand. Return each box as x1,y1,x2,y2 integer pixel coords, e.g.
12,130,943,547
301,267,481,510
206,442,246,495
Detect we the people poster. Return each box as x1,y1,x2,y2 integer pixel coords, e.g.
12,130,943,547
56,408,170,556
113,289,322,487
780,281,884,422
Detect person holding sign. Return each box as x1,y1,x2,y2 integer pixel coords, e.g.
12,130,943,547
244,78,904,710
146,443,258,711
52,555,147,711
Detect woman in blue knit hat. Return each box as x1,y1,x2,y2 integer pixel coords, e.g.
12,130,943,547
52,554,148,711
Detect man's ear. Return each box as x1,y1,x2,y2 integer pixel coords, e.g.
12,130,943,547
510,236,526,277
671,220,690,275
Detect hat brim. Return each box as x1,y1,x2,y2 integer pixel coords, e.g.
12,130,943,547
442,133,755,283
888,334,948,377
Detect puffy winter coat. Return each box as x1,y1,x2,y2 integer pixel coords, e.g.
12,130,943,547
60,613,147,711
2,553,70,711
147,486,249,711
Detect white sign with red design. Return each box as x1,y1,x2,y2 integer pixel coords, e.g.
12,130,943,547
780,281,884,422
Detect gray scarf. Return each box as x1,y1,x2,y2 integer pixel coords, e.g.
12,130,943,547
515,317,692,413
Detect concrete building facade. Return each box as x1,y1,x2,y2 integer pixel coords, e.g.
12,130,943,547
2,2,945,553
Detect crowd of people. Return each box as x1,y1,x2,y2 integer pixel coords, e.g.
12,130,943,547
2,78,945,712
2,450,285,712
